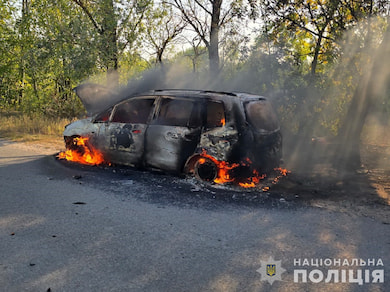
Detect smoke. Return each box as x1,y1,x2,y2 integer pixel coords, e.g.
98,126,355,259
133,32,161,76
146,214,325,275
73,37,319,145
117,63,245,95
77,62,255,115
77,64,215,114
282,19,390,172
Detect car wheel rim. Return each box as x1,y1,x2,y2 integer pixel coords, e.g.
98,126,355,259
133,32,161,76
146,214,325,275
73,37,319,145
194,158,217,182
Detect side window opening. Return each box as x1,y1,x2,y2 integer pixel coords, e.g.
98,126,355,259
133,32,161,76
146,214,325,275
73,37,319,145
111,98,155,124
206,100,225,128
94,107,112,122
154,98,201,127
244,100,279,131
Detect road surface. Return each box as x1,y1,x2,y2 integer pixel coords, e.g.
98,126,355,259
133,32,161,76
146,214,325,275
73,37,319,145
0,138,389,291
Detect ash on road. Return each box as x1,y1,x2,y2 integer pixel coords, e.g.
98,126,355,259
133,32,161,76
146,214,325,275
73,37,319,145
0,138,389,292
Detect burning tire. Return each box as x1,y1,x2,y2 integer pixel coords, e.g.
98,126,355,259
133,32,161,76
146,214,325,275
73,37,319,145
193,157,218,182
64,135,83,152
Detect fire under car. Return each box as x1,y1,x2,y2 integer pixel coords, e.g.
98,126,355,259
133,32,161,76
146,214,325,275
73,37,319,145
60,84,282,186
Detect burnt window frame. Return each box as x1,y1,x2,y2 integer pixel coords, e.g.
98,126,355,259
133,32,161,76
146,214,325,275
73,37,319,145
204,99,226,129
110,96,156,124
243,99,280,132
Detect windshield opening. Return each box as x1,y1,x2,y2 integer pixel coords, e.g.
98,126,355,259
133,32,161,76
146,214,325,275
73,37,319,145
111,98,155,124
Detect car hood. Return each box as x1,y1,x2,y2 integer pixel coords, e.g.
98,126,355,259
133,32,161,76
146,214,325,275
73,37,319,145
74,83,124,116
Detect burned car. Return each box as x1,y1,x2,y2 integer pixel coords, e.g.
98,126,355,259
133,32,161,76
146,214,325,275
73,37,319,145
61,85,282,186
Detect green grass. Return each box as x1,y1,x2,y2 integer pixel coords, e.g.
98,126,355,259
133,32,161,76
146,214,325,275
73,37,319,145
0,111,73,142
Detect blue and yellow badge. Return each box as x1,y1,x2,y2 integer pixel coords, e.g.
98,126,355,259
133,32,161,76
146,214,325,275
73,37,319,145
266,264,276,276
257,257,286,285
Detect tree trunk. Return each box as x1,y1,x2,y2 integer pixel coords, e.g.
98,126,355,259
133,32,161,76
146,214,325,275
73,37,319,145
101,0,119,84
18,0,30,105
311,33,323,76
73,0,119,84
209,0,222,77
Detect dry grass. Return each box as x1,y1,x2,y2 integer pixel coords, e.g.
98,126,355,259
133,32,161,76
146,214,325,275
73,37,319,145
0,111,73,143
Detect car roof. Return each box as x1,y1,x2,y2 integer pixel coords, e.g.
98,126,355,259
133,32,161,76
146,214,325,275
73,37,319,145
133,89,267,103
74,83,269,116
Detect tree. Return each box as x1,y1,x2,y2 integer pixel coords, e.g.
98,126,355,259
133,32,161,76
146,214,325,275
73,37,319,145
182,36,207,73
0,0,99,115
261,0,386,77
167,0,237,76
0,0,19,107
18,0,31,105
1,0,155,116
144,2,185,64
33,0,101,115
71,0,152,83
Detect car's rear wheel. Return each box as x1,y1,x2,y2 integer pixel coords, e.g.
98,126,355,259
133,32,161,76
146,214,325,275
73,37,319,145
194,157,218,182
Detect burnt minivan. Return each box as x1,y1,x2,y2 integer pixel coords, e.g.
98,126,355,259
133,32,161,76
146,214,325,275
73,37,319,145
62,85,282,183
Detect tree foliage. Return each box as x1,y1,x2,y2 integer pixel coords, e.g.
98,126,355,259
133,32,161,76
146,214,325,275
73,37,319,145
71,0,152,79
261,0,389,77
166,0,250,76
143,2,185,64
0,0,19,107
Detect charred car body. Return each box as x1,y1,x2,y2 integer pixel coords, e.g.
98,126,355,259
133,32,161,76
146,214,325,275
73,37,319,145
63,85,282,183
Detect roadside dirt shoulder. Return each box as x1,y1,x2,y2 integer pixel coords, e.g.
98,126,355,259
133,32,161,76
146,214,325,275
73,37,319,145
11,138,64,156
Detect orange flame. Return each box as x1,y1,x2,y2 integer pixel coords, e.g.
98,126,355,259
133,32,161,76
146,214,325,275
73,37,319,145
198,150,289,188
238,169,267,188
271,167,290,184
198,151,239,183
58,137,105,165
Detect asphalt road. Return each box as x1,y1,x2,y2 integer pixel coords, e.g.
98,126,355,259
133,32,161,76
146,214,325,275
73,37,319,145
0,138,389,292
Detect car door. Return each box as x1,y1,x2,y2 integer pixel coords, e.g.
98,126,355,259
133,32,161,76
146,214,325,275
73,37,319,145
144,97,202,172
99,96,156,167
